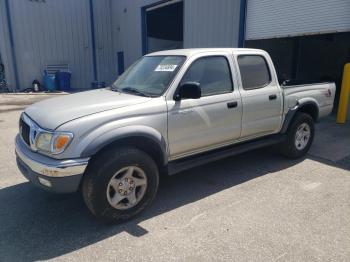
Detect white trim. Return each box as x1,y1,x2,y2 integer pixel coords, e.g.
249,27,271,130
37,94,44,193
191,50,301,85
146,0,182,12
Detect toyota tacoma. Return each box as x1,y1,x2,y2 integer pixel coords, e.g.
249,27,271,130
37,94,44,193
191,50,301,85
15,48,335,223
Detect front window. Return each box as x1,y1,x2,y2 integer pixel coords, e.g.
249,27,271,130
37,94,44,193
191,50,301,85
112,55,186,97
180,56,233,96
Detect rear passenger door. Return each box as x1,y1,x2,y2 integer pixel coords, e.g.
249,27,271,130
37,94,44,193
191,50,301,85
237,54,283,138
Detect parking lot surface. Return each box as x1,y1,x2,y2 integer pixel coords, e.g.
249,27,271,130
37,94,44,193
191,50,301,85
1,94,350,261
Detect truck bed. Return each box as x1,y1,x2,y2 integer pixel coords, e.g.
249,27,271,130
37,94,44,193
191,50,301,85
282,82,336,119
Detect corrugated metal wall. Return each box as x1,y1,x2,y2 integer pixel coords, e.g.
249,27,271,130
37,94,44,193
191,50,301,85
184,0,241,48
246,0,350,40
112,0,241,69
93,0,117,85
0,0,16,90
111,0,157,69
0,0,117,91
1,0,242,90
8,0,94,90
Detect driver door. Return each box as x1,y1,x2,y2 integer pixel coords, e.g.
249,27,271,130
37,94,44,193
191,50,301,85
167,55,242,160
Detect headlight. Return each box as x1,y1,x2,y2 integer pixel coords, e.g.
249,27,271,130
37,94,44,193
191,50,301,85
36,132,53,152
36,131,73,154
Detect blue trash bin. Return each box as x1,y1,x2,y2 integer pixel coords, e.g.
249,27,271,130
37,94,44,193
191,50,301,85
43,71,57,91
56,71,71,91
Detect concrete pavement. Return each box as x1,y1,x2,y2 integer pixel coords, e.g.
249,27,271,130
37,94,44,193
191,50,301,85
0,94,349,261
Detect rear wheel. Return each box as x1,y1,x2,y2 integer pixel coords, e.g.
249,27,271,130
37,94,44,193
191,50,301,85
82,147,159,223
280,112,314,158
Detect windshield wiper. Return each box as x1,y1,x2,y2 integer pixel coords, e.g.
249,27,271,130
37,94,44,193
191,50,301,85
110,84,120,92
121,87,151,97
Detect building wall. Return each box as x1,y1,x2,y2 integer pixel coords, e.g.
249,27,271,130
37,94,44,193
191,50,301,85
1,0,242,90
0,0,16,90
184,0,241,48
111,0,157,69
112,0,242,70
8,0,95,90
0,0,116,91
246,0,350,40
2,0,348,91
93,0,117,85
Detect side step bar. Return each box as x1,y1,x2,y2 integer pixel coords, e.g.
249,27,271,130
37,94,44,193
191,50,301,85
167,134,286,175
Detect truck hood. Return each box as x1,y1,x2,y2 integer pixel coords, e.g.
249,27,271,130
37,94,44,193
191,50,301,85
25,89,152,130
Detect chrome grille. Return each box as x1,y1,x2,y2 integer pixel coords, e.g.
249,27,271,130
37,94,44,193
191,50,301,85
20,117,30,146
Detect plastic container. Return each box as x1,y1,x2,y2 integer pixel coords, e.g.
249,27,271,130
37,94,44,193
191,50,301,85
56,71,71,91
43,71,57,91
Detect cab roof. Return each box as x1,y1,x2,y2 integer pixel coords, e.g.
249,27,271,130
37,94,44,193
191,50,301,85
146,48,263,57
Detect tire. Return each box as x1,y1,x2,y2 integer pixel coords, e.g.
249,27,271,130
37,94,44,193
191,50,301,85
82,147,159,223
280,112,315,159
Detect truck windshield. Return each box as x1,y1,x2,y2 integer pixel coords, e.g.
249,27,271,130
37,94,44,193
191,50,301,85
111,55,186,97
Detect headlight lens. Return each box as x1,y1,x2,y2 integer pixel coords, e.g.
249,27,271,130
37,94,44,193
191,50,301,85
36,131,73,154
36,132,53,152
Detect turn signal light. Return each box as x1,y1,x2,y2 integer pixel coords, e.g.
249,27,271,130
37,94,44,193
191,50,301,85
54,135,71,150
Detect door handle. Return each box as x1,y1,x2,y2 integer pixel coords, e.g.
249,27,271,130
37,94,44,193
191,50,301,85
269,94,277,100
227,101,238,108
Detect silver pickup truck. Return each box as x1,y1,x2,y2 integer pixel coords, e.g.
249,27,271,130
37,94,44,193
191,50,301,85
15,48,335,223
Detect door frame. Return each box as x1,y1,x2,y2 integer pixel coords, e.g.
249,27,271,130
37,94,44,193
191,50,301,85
141,0,184,55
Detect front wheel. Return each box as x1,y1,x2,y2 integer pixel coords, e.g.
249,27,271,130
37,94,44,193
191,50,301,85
82,147,159,223
280,112,315,158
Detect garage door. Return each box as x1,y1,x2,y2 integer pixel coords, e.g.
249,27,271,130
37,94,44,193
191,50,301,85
245,0,350,40
8,0,94,90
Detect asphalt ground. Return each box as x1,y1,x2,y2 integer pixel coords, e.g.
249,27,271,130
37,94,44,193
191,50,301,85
0,94,349,261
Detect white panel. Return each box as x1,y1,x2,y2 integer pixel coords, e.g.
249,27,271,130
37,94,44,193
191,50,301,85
93,0,117,85
0,0,15,90
112,0,242,70
2,0,243,90
111,0,158,69
246,0,350,40
9,0,94,90
184,0,241,48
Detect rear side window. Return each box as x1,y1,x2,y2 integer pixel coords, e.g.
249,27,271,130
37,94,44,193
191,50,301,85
180,56,233,96
237,55,271,90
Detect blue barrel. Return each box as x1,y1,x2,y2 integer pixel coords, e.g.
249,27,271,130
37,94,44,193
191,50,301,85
43,72,57,91
56,71,71,91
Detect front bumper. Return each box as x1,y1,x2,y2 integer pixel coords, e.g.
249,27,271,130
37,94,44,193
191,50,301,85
15,135,89,193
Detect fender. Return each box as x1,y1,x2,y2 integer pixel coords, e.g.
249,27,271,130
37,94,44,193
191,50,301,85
281,100,319,134
80,125,168,165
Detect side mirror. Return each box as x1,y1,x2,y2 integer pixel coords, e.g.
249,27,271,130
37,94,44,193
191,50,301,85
174,82,201,101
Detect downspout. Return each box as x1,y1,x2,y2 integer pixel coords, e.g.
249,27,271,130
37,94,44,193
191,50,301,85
89,0,98,82
141,7,148,55
4,0,19,91
238,0,247,47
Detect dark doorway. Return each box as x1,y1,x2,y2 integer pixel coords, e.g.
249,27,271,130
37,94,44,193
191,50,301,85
142,1,183,54
245,32,350,106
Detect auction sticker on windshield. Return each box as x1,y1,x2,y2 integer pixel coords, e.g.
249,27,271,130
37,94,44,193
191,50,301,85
155,64,178,72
